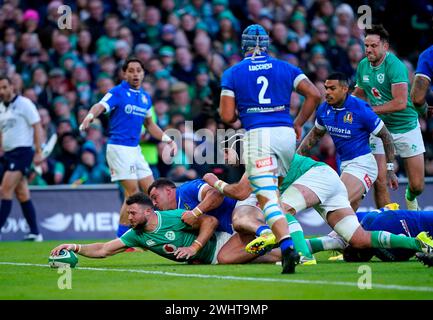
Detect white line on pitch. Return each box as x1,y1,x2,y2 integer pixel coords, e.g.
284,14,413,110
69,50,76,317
1,261,433,293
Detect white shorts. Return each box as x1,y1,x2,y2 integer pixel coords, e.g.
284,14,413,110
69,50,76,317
212,231,233,264
243,126,296,177
281,165,351,221
340,153,378,193
369,123,425,158
106,144,153,181
235,193,260,209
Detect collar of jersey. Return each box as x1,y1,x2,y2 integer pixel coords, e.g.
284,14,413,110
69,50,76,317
244,52,268,60
121,80,142,93
369,52,388,70
3,95,18,108
328,94,349,111
150,211,162,233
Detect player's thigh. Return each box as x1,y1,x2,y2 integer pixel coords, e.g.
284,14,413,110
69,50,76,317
135,146,154,184
270,127,296,175
1,171,23,197
340,153,377,194
403,154,425,190
119,179,140,197
392,124,425,159
326,207,366,244
340,172,365,202
138,175,154,195
106,144,140,182
216,232,256,264
15,176,30,202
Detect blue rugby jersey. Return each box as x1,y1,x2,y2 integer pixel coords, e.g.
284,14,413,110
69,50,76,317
176,179,236,234
99,80,152,147
415,44,433,84
221,53,307,130
315,95,383,161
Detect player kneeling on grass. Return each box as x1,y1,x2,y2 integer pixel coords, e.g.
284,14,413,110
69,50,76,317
50,192,281,265
205,154,433,260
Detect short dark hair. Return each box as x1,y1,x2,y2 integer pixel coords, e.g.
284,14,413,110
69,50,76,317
0,76,12,84
327,72,348,87
126,192,154,207
365,24,389,43
122,56,145,72
147,178,176,195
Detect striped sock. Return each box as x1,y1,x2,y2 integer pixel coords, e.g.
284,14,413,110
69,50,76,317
285,214,313,258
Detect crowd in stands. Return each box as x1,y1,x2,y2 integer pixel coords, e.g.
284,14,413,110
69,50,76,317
0,0,432,185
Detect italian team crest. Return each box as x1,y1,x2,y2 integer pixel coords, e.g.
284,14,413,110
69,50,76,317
377,73,385,84
141,94,148,104
343,111,353,124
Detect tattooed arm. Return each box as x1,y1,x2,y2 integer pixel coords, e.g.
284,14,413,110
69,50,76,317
296,126,326,156
375,125,399,190
410,75,430,116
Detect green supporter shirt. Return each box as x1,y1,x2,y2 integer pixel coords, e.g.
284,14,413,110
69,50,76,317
356,52,418,133
279,154,326,193
120,209,217,264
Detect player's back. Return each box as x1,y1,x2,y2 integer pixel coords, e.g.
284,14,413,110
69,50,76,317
177,179,236,233
221,54,304,130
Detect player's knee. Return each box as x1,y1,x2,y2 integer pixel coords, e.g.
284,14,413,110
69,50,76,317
409,181,424,194
333,215,361,245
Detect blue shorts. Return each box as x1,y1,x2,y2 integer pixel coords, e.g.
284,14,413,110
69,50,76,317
3,147,34,176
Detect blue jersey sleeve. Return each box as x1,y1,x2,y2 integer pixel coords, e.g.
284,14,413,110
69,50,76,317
415,46,433,81
221,68,234,91
179,179,208,203
359,102,383,135
287,64,304,89
99,86,120,113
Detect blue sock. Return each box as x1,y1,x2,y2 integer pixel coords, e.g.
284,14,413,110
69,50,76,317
20,200,39,234
117,224,130,237
255,225,271,237
0,199,12,231
279,237,294,252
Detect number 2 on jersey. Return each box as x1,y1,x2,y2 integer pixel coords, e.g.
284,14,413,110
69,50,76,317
257,76,271,104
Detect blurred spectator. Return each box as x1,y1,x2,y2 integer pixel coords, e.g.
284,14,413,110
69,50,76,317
327,25,352,76
56,132,81,184
169,81,193,120
69,145,111,185
172,46,196,84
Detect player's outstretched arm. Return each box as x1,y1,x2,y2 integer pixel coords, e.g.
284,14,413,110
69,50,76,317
79,103,106,131
375,126,399,190
293,78,321,140
296,126,326,156
50,239,128,259
203,173,251,200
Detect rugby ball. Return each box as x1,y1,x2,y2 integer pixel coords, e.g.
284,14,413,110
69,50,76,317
48,249,78,268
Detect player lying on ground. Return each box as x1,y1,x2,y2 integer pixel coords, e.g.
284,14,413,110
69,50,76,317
306,206,433,262
50,192,281,265
204,153,433,260
147,178,306,259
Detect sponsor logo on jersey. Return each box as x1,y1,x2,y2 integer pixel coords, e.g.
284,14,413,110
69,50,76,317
249,63,273,71
246,105,285,113
377,73,385,84
363,75,369,82
125,104,133,114
163,243,177,254
371,87,382,99
255,157,273,169
124,104,149,116
165,231,176,240
343,111,353,124
146,239,157,247
364,174,372,189
325,125,352,137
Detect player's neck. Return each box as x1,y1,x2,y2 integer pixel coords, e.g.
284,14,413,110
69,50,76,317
3,94,17,107
331,94,347,109
144,213,159,232
371,52,387,67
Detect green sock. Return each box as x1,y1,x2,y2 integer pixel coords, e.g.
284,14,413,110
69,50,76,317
285,214,313,258
307,238,324,254
307,236,346,253
405,186,421,201
370,231,421,251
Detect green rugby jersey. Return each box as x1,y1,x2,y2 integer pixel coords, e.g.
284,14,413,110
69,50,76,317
120,209,217,264
279,154,326,193
356,52,418,133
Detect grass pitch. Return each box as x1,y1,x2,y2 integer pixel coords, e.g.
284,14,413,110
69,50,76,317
1,240,433,300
